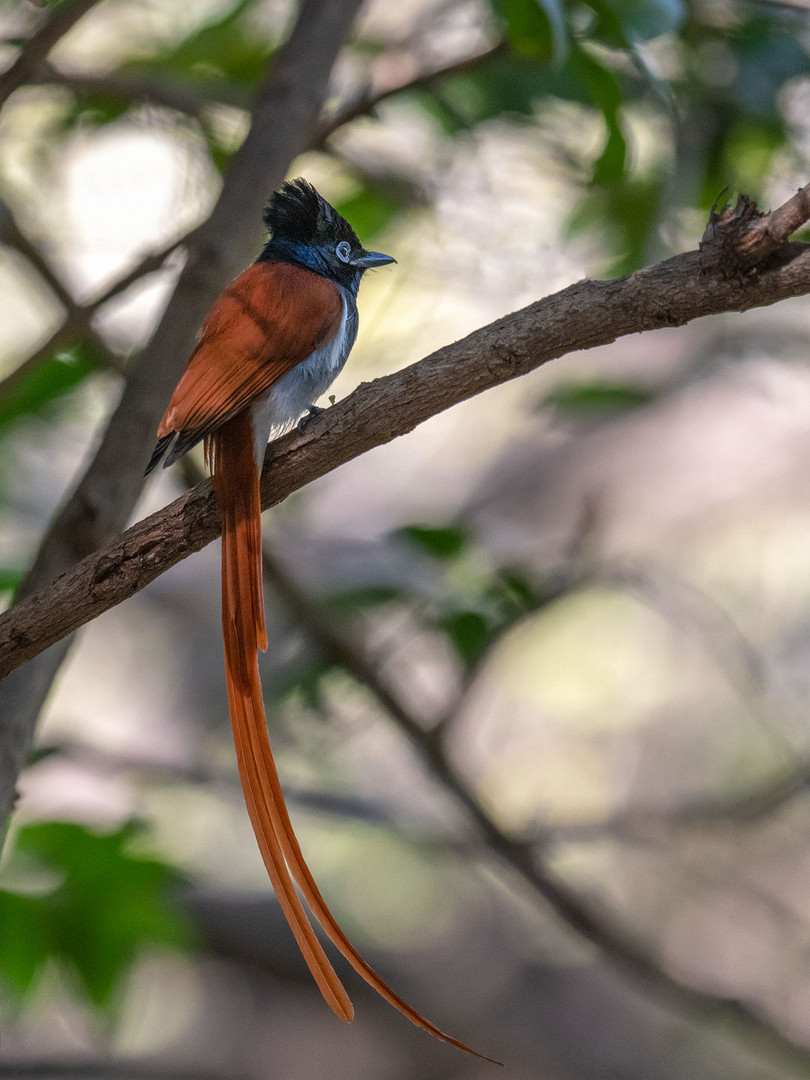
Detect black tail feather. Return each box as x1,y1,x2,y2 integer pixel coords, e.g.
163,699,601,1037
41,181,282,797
144,434,174,476
145,426,214,476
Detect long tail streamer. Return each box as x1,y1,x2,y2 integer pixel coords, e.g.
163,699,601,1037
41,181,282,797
207,411,499,1064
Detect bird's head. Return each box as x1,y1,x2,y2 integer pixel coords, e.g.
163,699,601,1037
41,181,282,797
261,178,395,293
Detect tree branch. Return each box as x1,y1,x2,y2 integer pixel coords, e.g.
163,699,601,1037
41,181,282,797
0,0,365,827
30,64,248,115
0,1060,247,1080
314,40,507,145
0,0,103,109
257,546,810,1071
0,38,504,408
706,185,810,266
3,227,810,676
0,232,185,404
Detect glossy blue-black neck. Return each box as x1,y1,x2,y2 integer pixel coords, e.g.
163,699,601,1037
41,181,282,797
259,177,364,295
260,238,363,295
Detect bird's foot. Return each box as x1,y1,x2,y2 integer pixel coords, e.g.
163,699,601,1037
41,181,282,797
297,404,326,432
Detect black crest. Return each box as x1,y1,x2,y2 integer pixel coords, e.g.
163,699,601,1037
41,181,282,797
263,178,359,248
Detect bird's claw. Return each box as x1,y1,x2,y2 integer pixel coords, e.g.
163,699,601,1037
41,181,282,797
297,404,326,432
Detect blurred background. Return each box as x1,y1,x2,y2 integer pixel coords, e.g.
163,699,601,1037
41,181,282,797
2,0,810,1077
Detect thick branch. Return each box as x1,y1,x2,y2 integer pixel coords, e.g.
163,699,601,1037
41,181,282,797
0,0,364,829
3,239,810,677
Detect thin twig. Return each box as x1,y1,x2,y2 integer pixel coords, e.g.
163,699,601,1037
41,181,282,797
0,233,186,404
0,0,103,110
314,41,507,146
542,763,810,844
258,546,810,1073
31,64,248,115
0,196,76,311
737,182,810,263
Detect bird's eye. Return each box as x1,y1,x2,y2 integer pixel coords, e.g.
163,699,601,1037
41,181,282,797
335,241,352,263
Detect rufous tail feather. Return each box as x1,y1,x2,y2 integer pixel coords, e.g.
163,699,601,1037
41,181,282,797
207,411,500,1065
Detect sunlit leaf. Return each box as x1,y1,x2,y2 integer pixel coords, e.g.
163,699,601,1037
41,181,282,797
0,821,192,1011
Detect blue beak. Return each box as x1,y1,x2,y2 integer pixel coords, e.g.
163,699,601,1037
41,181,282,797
351,250,396,269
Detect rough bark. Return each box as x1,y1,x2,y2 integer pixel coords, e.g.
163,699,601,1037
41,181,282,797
2,238,809,683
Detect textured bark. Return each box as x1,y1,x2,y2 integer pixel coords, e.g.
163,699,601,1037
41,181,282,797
2,239,809,681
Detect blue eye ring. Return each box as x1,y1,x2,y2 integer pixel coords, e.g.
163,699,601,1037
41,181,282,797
335,240,352,263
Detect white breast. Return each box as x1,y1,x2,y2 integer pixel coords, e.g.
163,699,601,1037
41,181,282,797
250,294,351,464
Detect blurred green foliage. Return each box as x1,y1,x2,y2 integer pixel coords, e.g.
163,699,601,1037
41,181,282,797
0,821,191,1012
0,342,104,432
3,0,807,436
2,0,810,1052
318,522,552,680
541,378,656,415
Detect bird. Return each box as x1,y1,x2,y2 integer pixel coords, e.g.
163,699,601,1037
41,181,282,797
146,179,496,1063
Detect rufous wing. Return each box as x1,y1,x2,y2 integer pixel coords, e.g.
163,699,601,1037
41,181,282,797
158,260,343,449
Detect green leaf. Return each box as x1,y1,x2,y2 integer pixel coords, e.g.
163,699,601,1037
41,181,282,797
568,177,662,276
587,0,684,44
440,610,492,668
499,569,545,610
128,0,273,92
543,380,655,415
335,185,403,241
572,46,626,184
492,0,568,64
275,655,336,713
0,567,22,593
593,119,627,185
326,585,405,612
436,56,559,127
398,525,469,560
0,341,103,433
0,821,191,1011
0,890,50,996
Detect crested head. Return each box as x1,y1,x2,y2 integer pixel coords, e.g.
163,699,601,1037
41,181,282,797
263,178,360,249
260,177,395,292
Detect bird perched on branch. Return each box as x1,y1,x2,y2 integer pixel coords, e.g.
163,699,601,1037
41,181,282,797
146,179,495,1063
